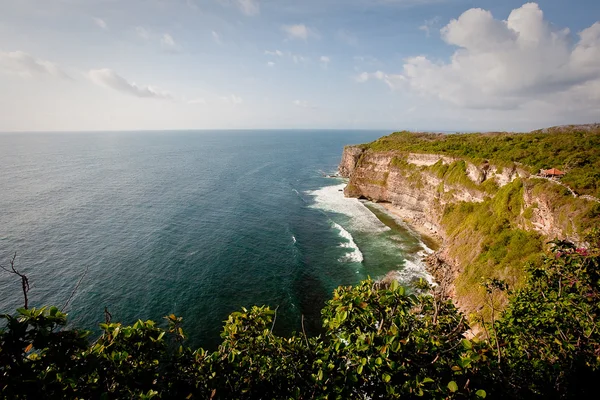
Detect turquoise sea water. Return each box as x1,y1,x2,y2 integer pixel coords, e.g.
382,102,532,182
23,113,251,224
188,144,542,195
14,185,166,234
0,130,431,348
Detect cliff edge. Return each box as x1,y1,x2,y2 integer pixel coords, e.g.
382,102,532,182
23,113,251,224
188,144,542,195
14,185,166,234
339,126,600,317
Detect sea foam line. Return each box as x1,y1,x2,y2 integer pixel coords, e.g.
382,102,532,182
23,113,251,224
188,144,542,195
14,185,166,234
333,222,364,263
306,183,389,233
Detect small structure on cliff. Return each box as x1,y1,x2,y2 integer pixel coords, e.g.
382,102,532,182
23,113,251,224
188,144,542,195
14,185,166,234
540,168,566,178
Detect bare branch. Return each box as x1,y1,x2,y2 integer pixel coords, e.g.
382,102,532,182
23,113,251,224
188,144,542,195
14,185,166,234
270,305,280,335
0,253,30,309
104,307,112,324
61,267,89,312
301,314,310,348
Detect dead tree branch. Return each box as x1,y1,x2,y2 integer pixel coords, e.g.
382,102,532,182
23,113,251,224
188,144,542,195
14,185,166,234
0,253,30,309
61,267,89,312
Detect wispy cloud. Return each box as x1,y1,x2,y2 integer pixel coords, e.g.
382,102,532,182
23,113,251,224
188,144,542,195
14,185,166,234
88,68,172,99
0,50,69,79
237,0,260,16
220,94,244,104
219,0,260,16
161,33,181,52
212,31,222,45
93,17,108,30
187,98,207,104
355,70,404,88
265,50,308,64
282,24,317,40
135,26,151,40
265,50,284,57
419,16,440,37
336,29,358,46
267,61,275,67
320,56,331,68
293,100,316,109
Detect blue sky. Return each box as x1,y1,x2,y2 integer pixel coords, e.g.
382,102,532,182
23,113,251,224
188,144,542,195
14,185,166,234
0,0,599,131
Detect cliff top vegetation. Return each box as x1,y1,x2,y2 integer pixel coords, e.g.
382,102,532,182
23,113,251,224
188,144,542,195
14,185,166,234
359,124,600,197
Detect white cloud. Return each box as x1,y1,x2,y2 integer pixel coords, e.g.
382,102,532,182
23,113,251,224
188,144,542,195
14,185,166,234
187,98,207,104
93,17,108,30
0,50,69,79
292,54,306,64
265,50,308,64
220,94,243,104
88,68,172,99
135,26,150,40
267,61,275,67
336,29,358,46
282,24,316,40
360,3,600,112
418,16,440,37
219,0,260,16
353,55,380,66
237,0,260,16
186,0,200,10
265,49,284,57
212,31,222,45
356,71,377,83
320,56,331,68
161,33,181,52
293,100,316,109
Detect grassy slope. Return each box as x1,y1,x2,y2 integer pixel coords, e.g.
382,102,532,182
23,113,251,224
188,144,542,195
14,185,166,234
362,125,600,197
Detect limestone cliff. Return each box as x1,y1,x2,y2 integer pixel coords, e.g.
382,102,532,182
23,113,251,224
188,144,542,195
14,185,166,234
339,144,599,316
339,147,528,240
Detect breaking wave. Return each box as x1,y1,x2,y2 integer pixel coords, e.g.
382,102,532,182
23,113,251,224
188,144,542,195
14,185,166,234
305,183,389,233
332,222,364,263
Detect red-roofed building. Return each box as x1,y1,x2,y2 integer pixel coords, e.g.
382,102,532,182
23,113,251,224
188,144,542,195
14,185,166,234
540,168,566,178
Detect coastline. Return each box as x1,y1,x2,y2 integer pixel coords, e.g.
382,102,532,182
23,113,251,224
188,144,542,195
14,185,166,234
359,198,460,303
312,178,436,285
371,202,443,251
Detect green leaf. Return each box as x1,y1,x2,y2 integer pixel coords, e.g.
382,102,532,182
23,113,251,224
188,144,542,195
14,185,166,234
447,381,458,393
422,377,435,384
461,339,472,350
476,389,487,398
383,374,391,383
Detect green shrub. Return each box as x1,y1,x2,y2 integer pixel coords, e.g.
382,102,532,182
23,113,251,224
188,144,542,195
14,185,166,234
1,238,599,399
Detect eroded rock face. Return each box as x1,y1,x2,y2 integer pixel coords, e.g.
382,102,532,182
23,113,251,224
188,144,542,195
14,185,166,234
338,146,365,178
338,145,589,317
339,147,536,240
340,147,488,238
522,182,580,243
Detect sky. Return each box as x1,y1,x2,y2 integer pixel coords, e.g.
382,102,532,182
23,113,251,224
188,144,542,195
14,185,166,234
0,0,599,132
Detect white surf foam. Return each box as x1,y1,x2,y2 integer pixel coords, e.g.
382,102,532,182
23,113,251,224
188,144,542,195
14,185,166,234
333,222,364,263
401,259,435,285
292,235,297,244
306,183,389,233
369,202,436,254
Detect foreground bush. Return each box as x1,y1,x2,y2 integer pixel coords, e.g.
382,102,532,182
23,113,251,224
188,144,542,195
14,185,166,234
1,237,599,399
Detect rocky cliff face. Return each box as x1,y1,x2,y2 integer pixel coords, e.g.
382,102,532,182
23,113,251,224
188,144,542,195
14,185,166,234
340,147,501,238
339,146,561,242
339,145,593,315
338,146,364,178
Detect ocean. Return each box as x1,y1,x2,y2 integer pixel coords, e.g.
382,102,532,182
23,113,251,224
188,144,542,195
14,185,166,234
0,130,432,348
